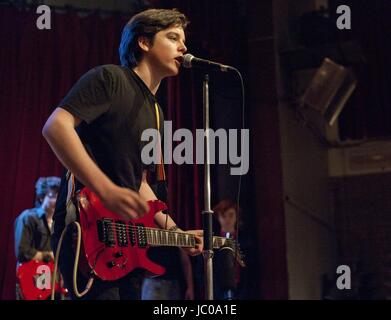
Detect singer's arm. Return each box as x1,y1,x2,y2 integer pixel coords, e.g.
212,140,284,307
42,107,149,220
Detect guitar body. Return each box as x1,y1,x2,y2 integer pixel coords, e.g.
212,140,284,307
16,260,63,300
78,187,167,281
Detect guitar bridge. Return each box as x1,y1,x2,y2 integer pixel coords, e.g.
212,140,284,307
97,218,116,247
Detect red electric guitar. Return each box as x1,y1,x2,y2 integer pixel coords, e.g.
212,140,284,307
77,187,245,281
16,260,68,300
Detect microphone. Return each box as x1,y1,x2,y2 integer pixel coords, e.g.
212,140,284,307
180,54,234,72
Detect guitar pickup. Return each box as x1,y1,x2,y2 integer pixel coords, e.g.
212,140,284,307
115,220,128,247
136,224,147,248
97,218,116,247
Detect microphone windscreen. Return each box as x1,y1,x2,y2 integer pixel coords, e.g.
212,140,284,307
182,54,194,68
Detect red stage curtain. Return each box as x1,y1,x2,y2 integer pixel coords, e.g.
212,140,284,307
0,6,131,299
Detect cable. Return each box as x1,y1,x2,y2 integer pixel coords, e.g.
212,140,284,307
230,67,246,271
51,222,95,300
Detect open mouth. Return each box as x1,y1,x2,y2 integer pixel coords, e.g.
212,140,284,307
174,56,183,66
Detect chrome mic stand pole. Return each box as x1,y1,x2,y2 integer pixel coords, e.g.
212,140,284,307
202,74,214,300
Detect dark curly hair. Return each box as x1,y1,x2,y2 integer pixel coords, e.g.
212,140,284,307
35,176,60,207
119,8,189,68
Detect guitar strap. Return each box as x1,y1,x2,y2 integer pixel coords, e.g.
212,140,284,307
65,170,78,226
154,102,166,182
153,102,169,206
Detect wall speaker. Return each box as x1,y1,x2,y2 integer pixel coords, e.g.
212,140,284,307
301,57,357,126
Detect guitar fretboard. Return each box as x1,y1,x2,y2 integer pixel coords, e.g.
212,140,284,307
145,228,195,247
98,220,235,249
97,219,244,266
145,227,235,249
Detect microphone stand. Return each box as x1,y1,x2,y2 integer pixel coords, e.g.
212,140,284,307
202,74,214,300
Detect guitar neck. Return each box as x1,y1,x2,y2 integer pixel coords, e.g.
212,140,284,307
145,227,195,247
145,227,235,249
101,220,245,266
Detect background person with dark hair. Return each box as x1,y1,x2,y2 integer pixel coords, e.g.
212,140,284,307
14,176,61,299
213,199,246,300
15,176,60,264
214,199,241,239
193,199,249,300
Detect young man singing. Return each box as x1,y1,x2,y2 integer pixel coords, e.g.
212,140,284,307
42,8,202,300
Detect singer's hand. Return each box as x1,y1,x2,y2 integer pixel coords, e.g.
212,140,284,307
100,185,149,220
183,230,203,256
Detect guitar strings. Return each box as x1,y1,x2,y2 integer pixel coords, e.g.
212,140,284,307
97,221,244,265
102,222,239,252
103,222,196,246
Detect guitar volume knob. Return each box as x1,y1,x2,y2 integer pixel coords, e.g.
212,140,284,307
114,251,123,258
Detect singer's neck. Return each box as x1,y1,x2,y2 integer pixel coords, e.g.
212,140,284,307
133,62,161,95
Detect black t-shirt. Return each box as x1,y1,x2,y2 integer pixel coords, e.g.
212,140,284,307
53,65,164,235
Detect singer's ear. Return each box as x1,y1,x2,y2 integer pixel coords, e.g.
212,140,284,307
137,36,152,53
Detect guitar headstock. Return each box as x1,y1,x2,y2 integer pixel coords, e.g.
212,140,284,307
215,237,246,267
229,240,246,268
